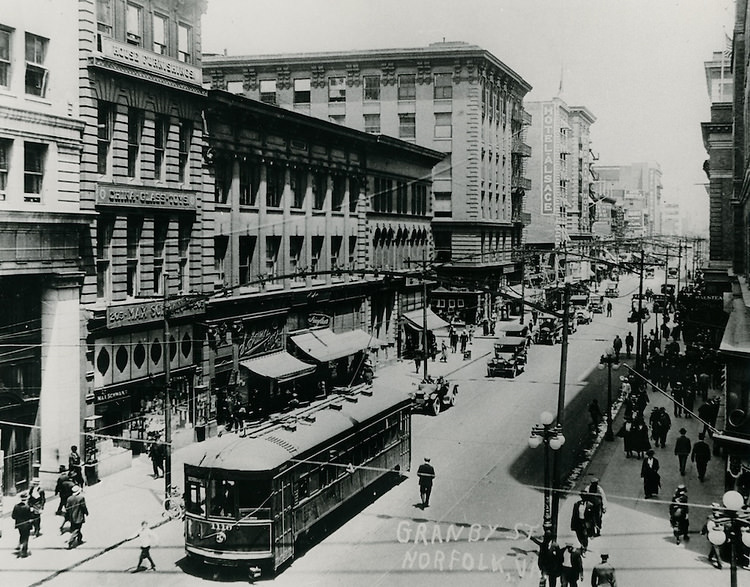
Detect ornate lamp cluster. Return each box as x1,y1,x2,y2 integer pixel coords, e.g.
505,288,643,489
597,346,620,441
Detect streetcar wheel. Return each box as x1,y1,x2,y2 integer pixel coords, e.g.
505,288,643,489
431,397,441,416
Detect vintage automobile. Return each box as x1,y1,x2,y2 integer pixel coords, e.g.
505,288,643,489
575,306,592,325
645,267,655,279
487,337,527,378
605,286,619,298
410,376,457,416
496,319,535,346
652,293,667,314
589,300,604,314
537,315,563,344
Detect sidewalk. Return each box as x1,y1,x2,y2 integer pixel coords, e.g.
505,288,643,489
0,330,497,586
560,379,738,586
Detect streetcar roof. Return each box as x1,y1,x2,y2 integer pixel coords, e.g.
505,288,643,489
184,387,410,474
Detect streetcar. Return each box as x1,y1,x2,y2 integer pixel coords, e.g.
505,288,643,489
182,386,411,576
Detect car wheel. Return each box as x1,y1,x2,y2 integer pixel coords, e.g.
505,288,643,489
449,393,456,407
431,397,441,416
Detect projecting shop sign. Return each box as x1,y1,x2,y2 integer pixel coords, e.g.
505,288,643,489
541,103,555,216
97,183,196,211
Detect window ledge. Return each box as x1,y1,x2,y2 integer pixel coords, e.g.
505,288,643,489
24,95,52,106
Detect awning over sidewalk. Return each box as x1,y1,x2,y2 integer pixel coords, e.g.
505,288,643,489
240,351,316,383
402,308,449,332
290,328,378,362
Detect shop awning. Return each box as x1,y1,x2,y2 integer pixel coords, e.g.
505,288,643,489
291,329,377,363
240,351,316,383
402,309,449,332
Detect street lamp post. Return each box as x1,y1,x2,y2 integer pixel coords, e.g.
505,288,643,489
707,490,750,587
597,347,621,441
529,411,566,539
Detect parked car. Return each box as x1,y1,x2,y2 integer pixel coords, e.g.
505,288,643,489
589,300,604,314
652,294,667,314
537,315,563,344
487,337,527,378
410,376,457,416
645,267,655,279
575,307,592,325
605,286,619,298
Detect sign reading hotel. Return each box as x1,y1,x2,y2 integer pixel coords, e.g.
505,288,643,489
541,104,555,216
107,298,205,329
100,38,201,86
97,183,196,211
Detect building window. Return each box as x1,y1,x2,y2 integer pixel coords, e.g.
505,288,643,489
311,236,323,273
434,72,452,100
126,216,142,297
363,75,380,101
294,78,311,104
349,177,359,213
215,158,232,204
265,236,281,277
364,114,380,134
266,165,285,208
291,169,306,209
97,101,114,175
398,74,416,101
412,183,427,216
348,236,357,267
214,235,228,289
330,235,342,270
153,217,168,294
177,23,191,63
154,114,169,181
238,235,256,284
434,231,452,262
332,175,345,211
373,177,393,213
24,142,45,200
153,14,167,55
0,138,10,196
96,0,113,42
399,113,416,139
125,3,142,46
178,220,191,292
434,112,452,138
96,216,113,300
239,160,260,206
259,79,276,105
0,28,11,89
396,182,408,214
313,172,326,210
127,108,144,178
178,119,192,183
289,236,304,277
328,76,346,103
226,80,243,94
25,33,48,97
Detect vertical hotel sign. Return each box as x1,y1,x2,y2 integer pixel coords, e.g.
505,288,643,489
541,103,555,215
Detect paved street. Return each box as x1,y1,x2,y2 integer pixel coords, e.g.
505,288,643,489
1,273,743,586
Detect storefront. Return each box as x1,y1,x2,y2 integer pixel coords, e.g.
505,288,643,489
400,308,449,359
238,351,317,413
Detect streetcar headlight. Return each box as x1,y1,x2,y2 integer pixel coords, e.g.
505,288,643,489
216,531,227,544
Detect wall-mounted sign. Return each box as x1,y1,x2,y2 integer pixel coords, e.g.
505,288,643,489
107,298,205,329
541,103,555,216
93,387,129,404
307,313,332,328
100,37,201,86
97,183,196,211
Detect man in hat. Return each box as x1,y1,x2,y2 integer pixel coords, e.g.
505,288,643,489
674,428,692,476
65,485,88,549
591,551,617,586
669,485,689,544
416,457,435,508
559,542,584,586
691,433,712,481
12,491,33,557
641,449,661,499
570,491,596,551
54,465,72,516
27,478,45,537
584,478,607,536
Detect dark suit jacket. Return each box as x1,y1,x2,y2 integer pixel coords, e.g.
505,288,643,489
691,440,711,463
674,435,692,456
570,499,595,533
66,494,88,524
417,463,435,487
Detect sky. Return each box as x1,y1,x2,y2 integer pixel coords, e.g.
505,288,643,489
202,0,736,236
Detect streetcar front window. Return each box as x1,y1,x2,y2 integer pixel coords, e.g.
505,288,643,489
186,478,206,516
209,479,237,519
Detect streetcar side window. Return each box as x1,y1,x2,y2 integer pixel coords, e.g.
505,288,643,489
186,479,206,515
209,479,236,518
236,480,271,511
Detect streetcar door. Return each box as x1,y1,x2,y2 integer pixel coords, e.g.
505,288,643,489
272,473,294,568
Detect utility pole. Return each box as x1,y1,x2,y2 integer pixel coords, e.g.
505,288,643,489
677,240,683,293
551,278,570,541
520,256,526,325
421,250,429,382
636,248,645,372
162,272,172,503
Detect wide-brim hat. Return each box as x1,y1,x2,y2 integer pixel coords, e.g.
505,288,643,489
71,485,81,495
18,491,28,500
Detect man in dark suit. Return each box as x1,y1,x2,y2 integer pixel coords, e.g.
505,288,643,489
54,466,70,515
674,428,692,475
691,433,712,481
641,449,660,499
65,485,88,549
12,492,33,557
570,492,596,551
416,457,435,507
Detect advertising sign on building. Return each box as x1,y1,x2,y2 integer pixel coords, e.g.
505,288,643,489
106,298,205,329
100,38,202,86
97,183,197,212
541,103,555,216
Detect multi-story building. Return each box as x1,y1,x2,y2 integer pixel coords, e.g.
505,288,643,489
592,162,663,239
525,98,597,283
0,3,87,493
701,49,734,267
201,91,443,415
202,41,532,312
661,200,682,236
77,0,210,476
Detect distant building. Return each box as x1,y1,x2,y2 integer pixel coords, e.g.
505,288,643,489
661,201,682,236
0,2,87,492
525,98,597,283
592,162,663,239
202,42,533,312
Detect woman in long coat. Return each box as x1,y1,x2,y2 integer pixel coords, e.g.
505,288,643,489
641,449,661,498
616,418,635,458
632,419,652,458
